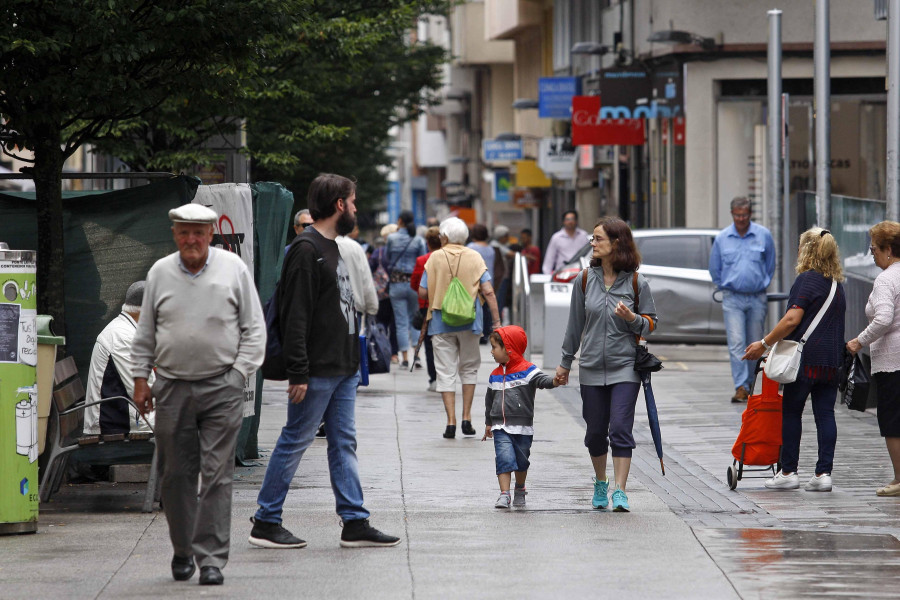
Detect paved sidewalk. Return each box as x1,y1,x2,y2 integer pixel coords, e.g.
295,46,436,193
2,343,900,598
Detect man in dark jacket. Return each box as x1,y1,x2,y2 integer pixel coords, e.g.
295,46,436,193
250,173,399,550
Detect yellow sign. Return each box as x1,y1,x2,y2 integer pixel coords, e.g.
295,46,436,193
514,160,552,188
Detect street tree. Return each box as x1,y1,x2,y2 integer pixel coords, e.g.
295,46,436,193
0,0,293,331
89,1,451,213
249,1,450,210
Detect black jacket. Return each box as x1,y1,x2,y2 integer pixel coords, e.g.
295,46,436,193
280,228,359,384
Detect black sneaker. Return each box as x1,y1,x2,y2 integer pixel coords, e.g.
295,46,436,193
315,422,326,438
248,517,307,549
443,425,456,439
461,420,476,436
339,519,401,548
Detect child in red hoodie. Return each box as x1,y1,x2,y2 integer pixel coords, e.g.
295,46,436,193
482,325,561,508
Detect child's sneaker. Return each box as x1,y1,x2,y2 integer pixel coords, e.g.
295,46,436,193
494,492,511,509
513,487,527,507
611,488,630,512
592,477,609,509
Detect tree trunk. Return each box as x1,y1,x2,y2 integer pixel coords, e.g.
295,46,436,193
31,138,67,337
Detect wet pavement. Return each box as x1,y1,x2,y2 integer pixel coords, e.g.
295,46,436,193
695,529,900,598
1,342,898,598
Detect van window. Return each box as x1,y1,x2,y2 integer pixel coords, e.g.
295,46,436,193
637,236,705,270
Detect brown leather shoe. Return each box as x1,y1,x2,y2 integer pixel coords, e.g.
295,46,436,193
731,386,749,403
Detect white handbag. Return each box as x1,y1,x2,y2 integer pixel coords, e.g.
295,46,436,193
764,280,837,384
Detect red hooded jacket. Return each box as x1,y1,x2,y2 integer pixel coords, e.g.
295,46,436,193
485,326,556,428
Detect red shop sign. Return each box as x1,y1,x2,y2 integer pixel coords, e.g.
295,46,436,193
571,96,645,146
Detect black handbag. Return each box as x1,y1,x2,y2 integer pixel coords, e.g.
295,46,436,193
366,317,392,375
841,352,870,412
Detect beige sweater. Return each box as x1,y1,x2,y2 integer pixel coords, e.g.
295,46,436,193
131,248,265,381
423,244,488,322
858,262,900,374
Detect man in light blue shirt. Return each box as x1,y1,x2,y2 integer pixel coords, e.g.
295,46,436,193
709,197,776,403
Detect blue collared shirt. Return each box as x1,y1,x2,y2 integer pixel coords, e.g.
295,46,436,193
177,250,212,279
709,221,776,294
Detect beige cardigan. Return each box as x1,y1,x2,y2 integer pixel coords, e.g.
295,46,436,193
423,244,488,322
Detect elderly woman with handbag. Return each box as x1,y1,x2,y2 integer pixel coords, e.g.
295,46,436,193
418,217,501,439
847,220,900,497
744,227,846,492
555,217,658,513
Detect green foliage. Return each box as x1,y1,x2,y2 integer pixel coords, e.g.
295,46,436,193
249,1,450,208
0,0,292,161
83,0,451,211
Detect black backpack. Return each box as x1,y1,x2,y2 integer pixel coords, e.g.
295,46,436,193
261,235,320,380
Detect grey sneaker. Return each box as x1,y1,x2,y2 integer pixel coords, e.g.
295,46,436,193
804,473,832,492
494,493,511,509
764,471,800,490
513,487,527,507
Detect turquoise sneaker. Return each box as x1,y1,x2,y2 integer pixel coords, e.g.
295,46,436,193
592,477,609,509
611,488,630,512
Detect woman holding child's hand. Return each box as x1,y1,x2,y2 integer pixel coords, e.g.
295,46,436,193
557,217,658,513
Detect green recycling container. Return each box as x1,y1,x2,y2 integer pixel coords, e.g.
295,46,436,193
0,249,39,535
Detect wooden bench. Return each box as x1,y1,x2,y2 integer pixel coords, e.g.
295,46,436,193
40,357,159,512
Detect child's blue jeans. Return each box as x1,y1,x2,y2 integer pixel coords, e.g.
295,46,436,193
493,429,533,475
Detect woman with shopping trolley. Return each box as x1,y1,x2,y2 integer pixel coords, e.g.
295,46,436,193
743,227,846,492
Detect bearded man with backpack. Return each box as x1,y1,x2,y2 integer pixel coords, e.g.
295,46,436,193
250,173,399,550
418,217,502,439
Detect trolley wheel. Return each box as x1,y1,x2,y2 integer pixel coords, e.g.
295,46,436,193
726,465,738,490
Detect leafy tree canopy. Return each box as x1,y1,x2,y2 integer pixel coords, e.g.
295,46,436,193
87,0,452,212
0,0,297,325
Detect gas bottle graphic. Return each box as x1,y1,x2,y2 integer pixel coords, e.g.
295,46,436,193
15,386,38,463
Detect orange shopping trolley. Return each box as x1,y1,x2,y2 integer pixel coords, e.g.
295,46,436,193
726,359,782,490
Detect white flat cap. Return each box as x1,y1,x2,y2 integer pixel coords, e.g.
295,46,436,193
168,203,217,224
493,225,510,238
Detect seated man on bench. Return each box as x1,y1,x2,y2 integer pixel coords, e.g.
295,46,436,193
83,280,154,436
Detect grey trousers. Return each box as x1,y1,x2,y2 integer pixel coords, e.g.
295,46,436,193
152,369,244,569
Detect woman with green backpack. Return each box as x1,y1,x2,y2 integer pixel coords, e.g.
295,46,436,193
418,217,502,439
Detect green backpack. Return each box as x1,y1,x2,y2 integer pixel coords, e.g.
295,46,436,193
441,251,476,327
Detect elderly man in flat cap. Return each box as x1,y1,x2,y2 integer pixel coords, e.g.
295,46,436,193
83,280,154,436
132,203,265,586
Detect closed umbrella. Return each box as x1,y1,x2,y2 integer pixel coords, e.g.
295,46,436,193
635,343,665,475
409,318,428,372
640,371,665,476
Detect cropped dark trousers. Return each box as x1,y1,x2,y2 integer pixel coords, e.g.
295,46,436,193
581,382,640,458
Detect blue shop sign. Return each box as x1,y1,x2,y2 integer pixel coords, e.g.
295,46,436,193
538,77,581,119
483,139,523,161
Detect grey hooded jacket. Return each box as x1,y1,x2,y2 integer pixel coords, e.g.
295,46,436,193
560,268,658,386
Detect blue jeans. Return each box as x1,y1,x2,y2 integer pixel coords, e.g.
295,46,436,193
780,377,837,475
722,290,768,391
389,282,419,352
492,429,533,475
254,372,369,523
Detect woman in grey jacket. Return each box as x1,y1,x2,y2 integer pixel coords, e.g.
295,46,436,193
555,217,658,512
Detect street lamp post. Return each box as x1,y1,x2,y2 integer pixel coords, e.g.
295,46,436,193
815,0,831,229
768,10,784,301
888,0,900,220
